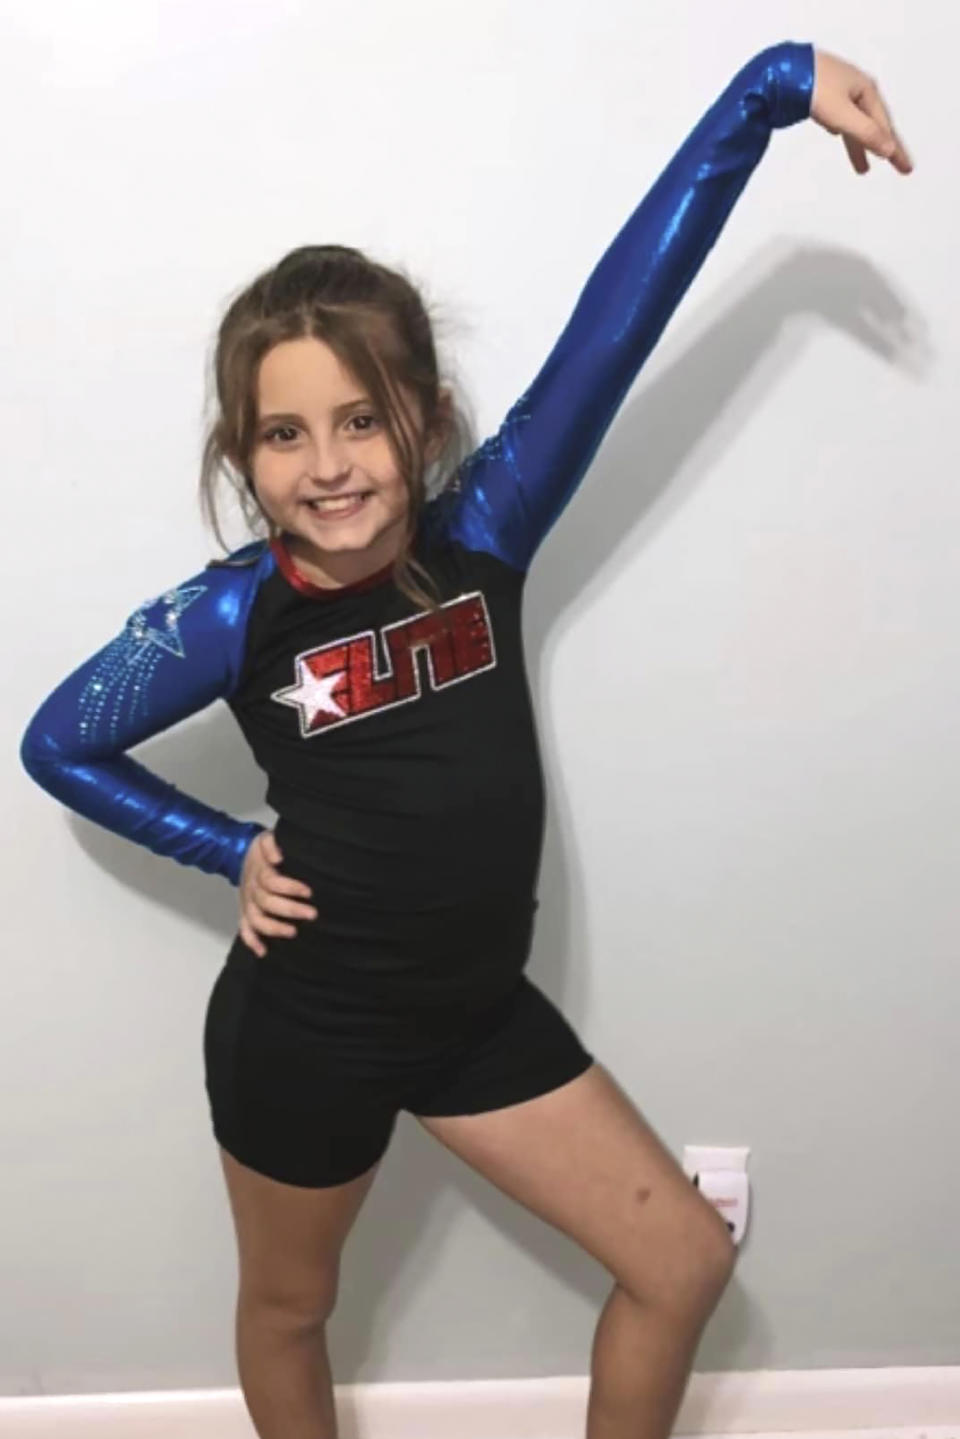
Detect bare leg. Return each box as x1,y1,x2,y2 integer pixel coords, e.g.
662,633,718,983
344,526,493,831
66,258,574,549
586,1279,722,1438
412,1064,735,1439
236,1301,338,1439
216,1146,384,1439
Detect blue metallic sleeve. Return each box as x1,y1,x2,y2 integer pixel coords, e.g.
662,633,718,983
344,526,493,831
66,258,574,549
445,41,815,570
19,543,270,886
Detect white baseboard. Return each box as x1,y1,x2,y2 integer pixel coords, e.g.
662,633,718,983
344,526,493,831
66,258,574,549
1,1366,958,1437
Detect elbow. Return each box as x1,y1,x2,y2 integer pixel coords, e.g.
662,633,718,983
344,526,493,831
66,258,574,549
20,713,76,796
20,720,100,819
20,716,56,789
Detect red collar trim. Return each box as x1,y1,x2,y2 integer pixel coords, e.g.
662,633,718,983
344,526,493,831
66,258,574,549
269,535,396,601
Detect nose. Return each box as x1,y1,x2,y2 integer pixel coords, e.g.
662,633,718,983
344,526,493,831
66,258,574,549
305,432,351,486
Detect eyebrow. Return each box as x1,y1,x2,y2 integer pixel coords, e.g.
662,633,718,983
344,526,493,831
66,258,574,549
258,398,372,425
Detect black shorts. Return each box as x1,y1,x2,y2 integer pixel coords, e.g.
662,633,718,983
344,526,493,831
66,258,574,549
203,895,594,1188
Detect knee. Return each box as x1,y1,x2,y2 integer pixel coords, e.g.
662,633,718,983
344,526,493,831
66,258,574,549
238,1274,340,1334
623,1199,737,1318
702,1214,738,1299
670,1205,738,1317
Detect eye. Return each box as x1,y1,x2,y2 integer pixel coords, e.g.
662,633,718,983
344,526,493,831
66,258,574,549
263,425,297,444
347,412,379,434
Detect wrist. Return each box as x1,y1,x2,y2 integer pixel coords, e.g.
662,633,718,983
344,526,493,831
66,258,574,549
750,41,816,128
231,822,267,887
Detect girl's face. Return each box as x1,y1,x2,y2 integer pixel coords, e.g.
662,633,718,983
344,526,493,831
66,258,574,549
250,336,426,585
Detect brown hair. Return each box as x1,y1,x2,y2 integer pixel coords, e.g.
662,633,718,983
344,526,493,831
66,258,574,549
199,244,474,611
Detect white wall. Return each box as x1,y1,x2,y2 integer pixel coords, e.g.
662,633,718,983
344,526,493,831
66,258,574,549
3,0,954,1397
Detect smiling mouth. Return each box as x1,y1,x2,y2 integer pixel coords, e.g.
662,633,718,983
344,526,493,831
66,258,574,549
303,493,373,519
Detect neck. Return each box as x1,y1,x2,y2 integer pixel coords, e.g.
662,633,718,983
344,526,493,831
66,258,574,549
280,526,405,590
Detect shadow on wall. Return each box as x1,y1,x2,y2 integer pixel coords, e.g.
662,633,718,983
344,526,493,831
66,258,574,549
67,237,930,1383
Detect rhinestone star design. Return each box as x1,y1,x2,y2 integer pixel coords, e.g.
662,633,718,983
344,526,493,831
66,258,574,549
128,585,208,657
78,583,208,745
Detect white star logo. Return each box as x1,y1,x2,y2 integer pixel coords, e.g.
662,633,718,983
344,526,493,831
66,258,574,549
272,656,348,736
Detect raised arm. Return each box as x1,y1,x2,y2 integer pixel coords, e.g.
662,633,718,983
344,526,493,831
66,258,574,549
20,543,270,885
444,40,815,570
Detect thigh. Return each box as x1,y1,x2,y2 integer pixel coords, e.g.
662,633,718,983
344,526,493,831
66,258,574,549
413,1053,735,1312
218,1145,382,1324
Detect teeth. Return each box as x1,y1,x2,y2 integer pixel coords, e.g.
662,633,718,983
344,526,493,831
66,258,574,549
309,495,368,510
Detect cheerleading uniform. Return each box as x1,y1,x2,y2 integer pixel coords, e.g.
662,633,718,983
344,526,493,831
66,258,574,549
20,44,813,1187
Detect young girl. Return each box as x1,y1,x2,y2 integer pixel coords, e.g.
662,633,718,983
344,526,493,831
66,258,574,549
21,40,910,1439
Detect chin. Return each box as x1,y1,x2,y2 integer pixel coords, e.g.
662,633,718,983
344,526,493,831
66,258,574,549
292,510,404,557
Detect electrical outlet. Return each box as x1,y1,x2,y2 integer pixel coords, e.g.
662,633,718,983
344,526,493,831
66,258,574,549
682,1145,751,1244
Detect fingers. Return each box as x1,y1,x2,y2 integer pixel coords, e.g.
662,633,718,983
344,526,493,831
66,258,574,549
252,854,316,920
885,131,913,173
250,883,318,922
241,890,315,952
244,904,298,940
854,76,913,173
239,916,267,959
811,52,914,176
838,96,894,163
857,81,915,174
836,92,912,174
843,132,870,176
255,830,313,899
239,828,317,955
260,870,314,901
